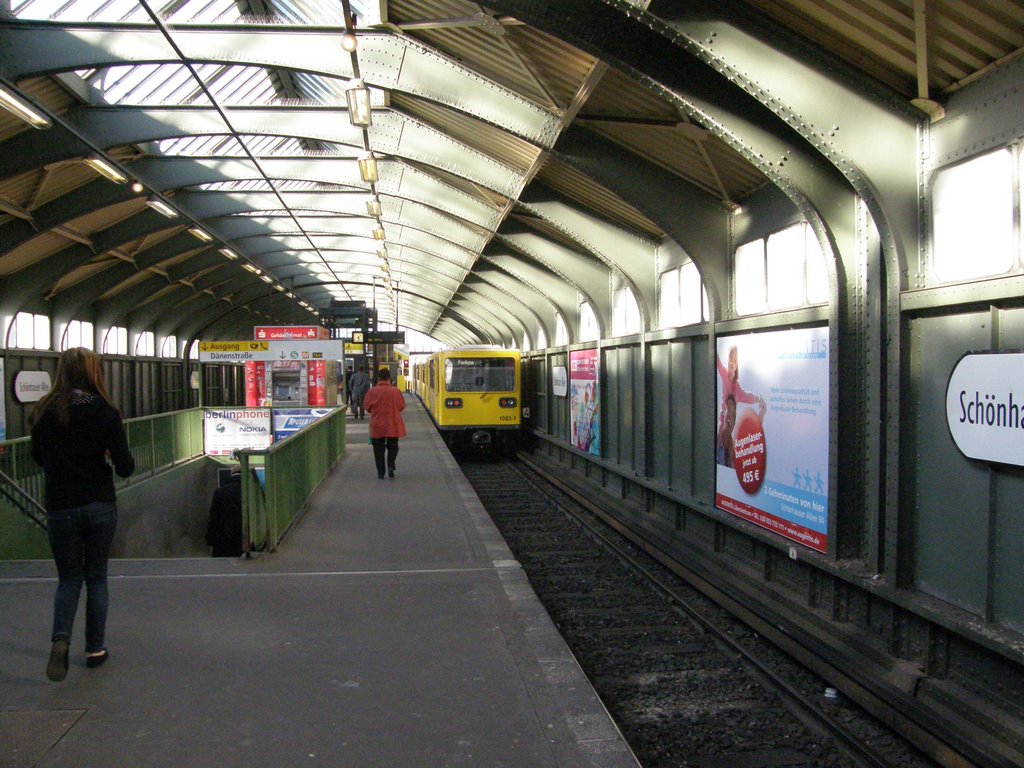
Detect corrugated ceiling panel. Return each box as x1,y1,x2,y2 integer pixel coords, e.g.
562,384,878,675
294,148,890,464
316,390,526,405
743,0,1024,96
535,157,664,240
390,94,540,173
387,0,561,108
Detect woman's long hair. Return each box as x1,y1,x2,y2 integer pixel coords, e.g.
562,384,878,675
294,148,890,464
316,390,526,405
30,347,116,426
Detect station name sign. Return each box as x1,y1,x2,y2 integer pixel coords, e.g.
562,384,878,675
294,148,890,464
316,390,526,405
946,351,1024,467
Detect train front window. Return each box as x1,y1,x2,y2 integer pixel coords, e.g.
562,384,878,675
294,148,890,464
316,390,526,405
445,358,516,392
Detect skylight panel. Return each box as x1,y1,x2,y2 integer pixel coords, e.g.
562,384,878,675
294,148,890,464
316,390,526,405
207,66,276,105
167,0,242,24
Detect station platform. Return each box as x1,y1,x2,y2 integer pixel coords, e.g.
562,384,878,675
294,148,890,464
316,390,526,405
0,396,638,768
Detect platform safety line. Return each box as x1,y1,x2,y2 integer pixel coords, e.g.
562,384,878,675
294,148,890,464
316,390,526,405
0,563,524,585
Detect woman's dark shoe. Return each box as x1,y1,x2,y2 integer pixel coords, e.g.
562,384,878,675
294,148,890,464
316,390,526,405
388,468,395,478
86,650,108,668
46,638,69,681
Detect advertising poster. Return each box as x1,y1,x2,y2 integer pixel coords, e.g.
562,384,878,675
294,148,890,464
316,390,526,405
714,327,830,553
203,408,272,456
273,407,333,442
569,349,600,456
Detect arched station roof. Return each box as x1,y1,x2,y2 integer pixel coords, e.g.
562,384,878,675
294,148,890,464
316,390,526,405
0,0,1020,350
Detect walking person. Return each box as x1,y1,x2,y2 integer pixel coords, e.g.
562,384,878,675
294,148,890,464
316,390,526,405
30,347,135,681
362,368,407,479
348,365,370,419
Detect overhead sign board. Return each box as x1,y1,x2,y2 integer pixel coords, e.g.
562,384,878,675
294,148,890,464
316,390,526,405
199,340,344,362
946,351,1024,467
199,341,270,362
254,326,326,340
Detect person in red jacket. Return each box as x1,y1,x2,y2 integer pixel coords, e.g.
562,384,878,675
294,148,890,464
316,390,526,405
362,368,407,479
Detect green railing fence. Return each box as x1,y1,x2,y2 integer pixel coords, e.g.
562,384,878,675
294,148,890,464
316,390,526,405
240,406,346,553
0,408,205,558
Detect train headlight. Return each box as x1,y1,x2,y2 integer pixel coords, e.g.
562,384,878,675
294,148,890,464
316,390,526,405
498,397,517,408
445,397,463,408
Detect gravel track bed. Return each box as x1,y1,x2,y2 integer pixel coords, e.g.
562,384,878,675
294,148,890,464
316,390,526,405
461,458,939,768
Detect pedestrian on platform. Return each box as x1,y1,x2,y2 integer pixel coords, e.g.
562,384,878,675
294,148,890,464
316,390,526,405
348,365,370,419
30,347,135,681
362,368,407,479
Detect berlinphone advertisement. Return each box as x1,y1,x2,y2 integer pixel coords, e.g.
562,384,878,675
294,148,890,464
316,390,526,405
714,327,830,553
569,348,600,456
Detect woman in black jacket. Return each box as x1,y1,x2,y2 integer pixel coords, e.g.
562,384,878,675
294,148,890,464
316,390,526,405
30,347,135,681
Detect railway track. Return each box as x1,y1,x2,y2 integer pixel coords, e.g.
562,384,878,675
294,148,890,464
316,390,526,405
460,456,939,768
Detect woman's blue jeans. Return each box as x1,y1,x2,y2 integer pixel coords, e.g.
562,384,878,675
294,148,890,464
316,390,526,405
46,501,117,653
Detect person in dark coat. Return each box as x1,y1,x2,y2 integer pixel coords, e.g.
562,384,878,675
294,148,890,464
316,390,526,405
30,347,135,681
348,365,371,419
206,466,244,558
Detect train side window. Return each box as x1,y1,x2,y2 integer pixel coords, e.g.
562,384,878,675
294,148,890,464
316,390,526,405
932,148,1015,283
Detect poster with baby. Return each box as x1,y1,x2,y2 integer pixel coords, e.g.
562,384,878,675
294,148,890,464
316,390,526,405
714,327,830,553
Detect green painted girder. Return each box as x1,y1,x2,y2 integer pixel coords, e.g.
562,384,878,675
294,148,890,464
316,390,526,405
471,260,553,343
0,210,182,318
489,0,859,297
497,228,610,330
50,243,229,331
0,24,560,146
481,249,579,340
546,125,730,314
517,185,658,330
171,280,282,341
0,123,92,181
0,178,139,255
448,296,516,347
456,277,532,343
68,106,527,199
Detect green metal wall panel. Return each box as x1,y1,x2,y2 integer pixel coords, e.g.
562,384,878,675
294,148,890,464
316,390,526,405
907,312,990,615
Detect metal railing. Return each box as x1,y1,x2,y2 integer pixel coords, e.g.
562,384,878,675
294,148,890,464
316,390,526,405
239,406,346,553
0,407,205,531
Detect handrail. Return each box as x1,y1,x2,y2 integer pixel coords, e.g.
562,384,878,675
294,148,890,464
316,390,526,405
239,406,346,553
0,467,46,530
0,407,205,521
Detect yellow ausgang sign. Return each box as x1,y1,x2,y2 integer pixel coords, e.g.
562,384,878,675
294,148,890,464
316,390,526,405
198,341,270,361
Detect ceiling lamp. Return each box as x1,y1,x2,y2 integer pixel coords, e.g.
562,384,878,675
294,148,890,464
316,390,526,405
83,156,127,184
340,31,358,52
366,197,382,217
188,226,213,242
241,263,261,274
358,152,378,183
259,274,274,283
372,225,386,241
0,83,51,129
345,78,372,127
219,248,239,260
376,247,388,261
131,181,145,194
146,197,178,218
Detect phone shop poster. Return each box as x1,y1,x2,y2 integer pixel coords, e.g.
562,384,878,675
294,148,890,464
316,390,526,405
569,349,600,456
714,327,830,553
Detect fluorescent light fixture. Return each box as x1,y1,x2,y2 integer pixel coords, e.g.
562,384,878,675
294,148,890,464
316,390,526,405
377,248,388,261
366,198,382,217
274,284,286,292
340,31,358,52
219,248,239,260
188,226,213,242
372,226,386,241
358,152,378,183
241,263,261,274
146,196,178,218
345,78,372,127
260,274,274,283
83,156,127,184
0,84,51,129
286,292,295,299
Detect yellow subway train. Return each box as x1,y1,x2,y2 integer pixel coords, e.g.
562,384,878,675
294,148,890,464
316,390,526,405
413,346,522,453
